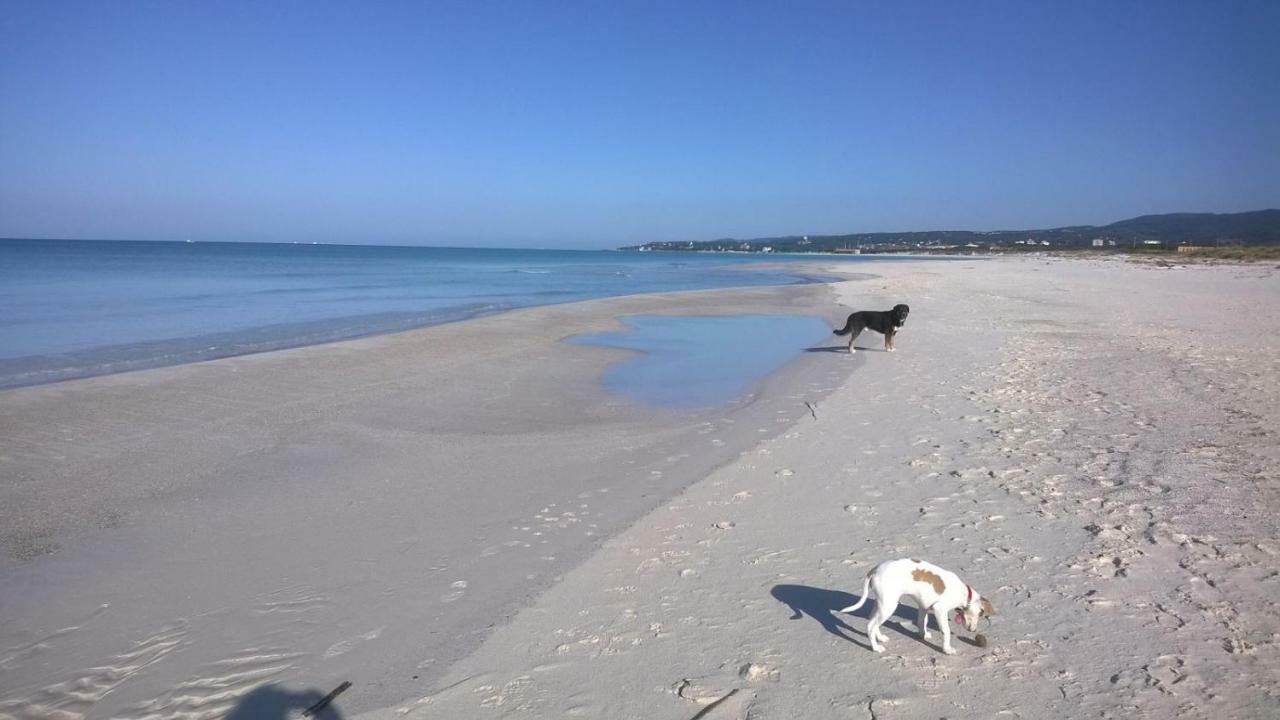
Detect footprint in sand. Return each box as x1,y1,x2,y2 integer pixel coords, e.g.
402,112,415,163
440,580,469,603
738,663,780,682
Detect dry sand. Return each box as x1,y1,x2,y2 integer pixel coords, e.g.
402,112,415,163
357,257,1280,720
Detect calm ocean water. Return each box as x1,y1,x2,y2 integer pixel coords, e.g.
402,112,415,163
0,239,859,388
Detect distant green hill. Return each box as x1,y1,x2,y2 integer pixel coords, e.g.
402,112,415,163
623,209,1280,253
1102,211,1280,243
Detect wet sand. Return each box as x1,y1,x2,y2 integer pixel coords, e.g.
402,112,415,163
0,279,860,717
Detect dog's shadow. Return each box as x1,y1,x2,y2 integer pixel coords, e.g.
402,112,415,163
804,346,887,354
770,584,939,652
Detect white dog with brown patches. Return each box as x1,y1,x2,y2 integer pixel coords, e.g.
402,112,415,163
841,558,995,654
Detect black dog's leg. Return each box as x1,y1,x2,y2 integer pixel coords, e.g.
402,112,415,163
847,323,864,352
885,329,895,351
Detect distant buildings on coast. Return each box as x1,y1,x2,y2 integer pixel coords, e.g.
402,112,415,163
626,236,1245,256
619,210,1279,255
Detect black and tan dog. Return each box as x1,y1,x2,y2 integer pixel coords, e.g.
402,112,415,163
833,304,909,352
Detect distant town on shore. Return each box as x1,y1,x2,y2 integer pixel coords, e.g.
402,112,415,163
622,209,1280,254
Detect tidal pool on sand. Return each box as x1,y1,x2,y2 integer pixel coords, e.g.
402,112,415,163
569,314,832,408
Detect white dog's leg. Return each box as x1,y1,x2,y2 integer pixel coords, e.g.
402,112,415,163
865,617,887,645
932,607,955,655
866,595,899,653
865,607,885,652
916,603,931,639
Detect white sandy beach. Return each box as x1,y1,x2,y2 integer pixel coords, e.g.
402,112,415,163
360,257,1280,719
5,2,1277,717
3,257,1279,719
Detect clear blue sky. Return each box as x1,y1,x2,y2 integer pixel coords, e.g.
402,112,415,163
2,1,1277,248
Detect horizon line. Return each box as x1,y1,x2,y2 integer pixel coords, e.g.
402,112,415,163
3,207,1276,250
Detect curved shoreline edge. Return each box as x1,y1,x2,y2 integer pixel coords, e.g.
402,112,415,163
0,255,863,391
0,270,871,717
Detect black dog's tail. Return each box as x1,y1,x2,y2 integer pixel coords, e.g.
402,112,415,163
833,315,856,335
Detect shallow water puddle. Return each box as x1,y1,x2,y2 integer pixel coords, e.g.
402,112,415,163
569,314,831,408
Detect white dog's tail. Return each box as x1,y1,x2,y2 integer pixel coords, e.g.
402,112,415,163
840,577,872,613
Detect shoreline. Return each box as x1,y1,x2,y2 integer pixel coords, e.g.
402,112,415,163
0,276,865,716
0,243,858,391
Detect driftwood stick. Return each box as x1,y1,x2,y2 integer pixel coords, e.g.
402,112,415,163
689,688,740,720
303,681,352,717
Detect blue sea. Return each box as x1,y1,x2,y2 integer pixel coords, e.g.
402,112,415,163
0,239,863,389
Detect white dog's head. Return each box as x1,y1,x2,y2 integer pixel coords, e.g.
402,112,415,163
955,589,996,632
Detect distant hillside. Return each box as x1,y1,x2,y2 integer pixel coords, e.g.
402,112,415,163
1103,211,1280,243
623,210,1280,253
